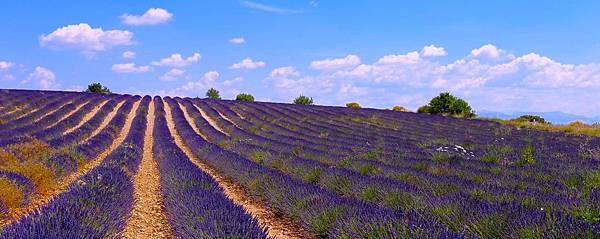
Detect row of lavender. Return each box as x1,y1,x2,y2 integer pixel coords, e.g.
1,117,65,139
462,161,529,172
186,98,599,237
0,96,148,238
0,91,134,221
153,97,268,238
166,97,461,237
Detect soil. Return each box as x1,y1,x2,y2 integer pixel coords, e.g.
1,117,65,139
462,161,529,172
122,101,173,238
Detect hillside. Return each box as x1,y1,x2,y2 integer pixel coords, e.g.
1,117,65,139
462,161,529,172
0,89,599,238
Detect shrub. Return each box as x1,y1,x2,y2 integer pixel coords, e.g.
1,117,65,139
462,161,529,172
514,115,550,124
85,83,111,94
235,93,255,102
418,92,475,118
205,88,221,99
346,102,361,108
293,95,313,105
517,144,535,166
391,105,408,112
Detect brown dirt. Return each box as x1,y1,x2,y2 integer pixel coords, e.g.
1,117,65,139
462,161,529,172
45,100,91,129
191,103,229,136
83,101,126,142
165,102,311,239
32,100,74,124
122,101,173,239
0,100,141,227
63,99,109,135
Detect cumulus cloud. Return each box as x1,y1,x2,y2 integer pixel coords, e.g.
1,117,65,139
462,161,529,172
111,63,151,73
310,54,360,70
230,58,266,70
260,44,600,115
269,66,300,78
121,8,173,26
0,61,13,70
122,51,136,59
40,23,134,56
152,53,201,67
25,66,57,89
470,44,508,59
180,71,220,92
229,37,246,44
421,45,447,57
160,68,185,81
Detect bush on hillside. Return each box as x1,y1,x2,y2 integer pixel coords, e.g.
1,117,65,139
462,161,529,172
86,83,111,94
236,93,255,102
293,95,313,105
514,115,550,124
418,92,475,118
346,102,361,108
392,105,409,112
206,88,221,99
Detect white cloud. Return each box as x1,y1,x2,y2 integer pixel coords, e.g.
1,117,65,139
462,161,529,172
377,51,421,64
111,63,151,73
421,45,447,57
229,37,246,44
180,71,220,92
0,61,14,70
160,68,185,81
25,66,57,89
121,8,173,26
310,54,360,70
269,66,300,78
267,66,334,95
230,58,266,70
152,53,201,68
122,51,136,59
40,23,134,56
290,44,600,115
470,44,506,59
240,1,301,14
223,77,244,86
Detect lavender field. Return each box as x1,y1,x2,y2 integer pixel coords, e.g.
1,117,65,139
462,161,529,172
0,89,598,238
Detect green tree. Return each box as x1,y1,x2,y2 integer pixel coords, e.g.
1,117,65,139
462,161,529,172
86,83,111,94
418,92,475,117
392,105,408,112
514,115,550,124
293,95,313,105
205,88,221,99
236,93,255,102
346,102,361,108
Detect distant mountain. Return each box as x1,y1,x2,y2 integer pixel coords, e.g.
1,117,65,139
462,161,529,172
478,110,600,124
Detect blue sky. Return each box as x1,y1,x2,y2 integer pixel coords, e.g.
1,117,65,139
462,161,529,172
1,1,599,116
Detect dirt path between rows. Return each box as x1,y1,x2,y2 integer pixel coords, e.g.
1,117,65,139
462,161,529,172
122,101,173,239
191,103,230,136
0,100,141,227
164,101,311,239
63,99,109,135
32,100,74,125
45,100,90,129
82,101,125,142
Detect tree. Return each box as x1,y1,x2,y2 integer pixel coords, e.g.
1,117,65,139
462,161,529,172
206,88,221,99
86,83,111,94
236,93,255,102
514,115,550,124
418,92,475,117
346,102,361,108
293,95,313,105
392,105,408,112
